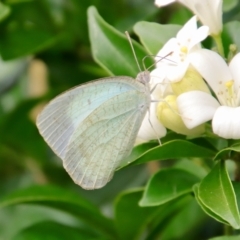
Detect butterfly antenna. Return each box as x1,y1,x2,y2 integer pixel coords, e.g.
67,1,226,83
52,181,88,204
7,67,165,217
143,52,174,71
147,107,162,145
125,31,142,72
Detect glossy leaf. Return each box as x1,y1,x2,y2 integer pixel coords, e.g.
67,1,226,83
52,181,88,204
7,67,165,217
0,203,82,240
0,1,59,60
223,0,238,11
134,21,181,54
120,139,215,167
140,168,200,206
114,189,157,240
12,221,103,240
209,236,240,240
6,0,35,3
204,137,228,152
0,57,29,94
194,161,240,229
142,195,194,239
87,6,152,77
194,184,229,226
174,159,208,179
0,99,49,163
160,197,206,240
223,21,240,55
114,189,198,240
233,181,240,210
214,143,240,160
0,2,10,22
0,185,116,239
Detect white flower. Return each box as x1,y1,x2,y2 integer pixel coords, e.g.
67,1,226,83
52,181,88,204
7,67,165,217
177,50,240,139
155,0,222,35
137,65,209,141
137,102,167,142
152,16,209,82
137,17,209,141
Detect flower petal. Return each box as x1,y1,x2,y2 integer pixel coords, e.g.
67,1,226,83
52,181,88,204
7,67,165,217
156,0,222,35
155,0,176,7
177,91,220,129
157,94,205,136
155,38,178,66
150,68,173,98
176,16,208,51
212,106,240,139
137,103,167,141
189,49,232,95
188,26,209,50
190,0,222,35
177,16,198,42
229,53,240,87
171,67,211,96
167,61,189,82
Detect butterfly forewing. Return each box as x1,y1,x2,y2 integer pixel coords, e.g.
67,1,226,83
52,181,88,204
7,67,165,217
37,75,151,189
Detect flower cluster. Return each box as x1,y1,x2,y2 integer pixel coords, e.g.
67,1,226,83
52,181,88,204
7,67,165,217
138,0,240,141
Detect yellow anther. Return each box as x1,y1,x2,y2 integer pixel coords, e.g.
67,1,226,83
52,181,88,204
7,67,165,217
225,80,236,106
180,46,188,54
225,80,234,88
225,80,234,101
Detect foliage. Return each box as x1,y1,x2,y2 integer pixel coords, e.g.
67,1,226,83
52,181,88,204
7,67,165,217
1,0,240,239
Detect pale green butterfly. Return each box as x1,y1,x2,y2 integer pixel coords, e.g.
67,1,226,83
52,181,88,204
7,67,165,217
36,33,151,190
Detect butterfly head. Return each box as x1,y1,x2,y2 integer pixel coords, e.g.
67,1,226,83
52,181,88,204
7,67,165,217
136,71,150,85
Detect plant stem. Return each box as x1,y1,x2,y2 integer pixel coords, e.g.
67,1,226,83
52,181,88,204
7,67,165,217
212,34,224,57
232,151,240,181
224,224,233,235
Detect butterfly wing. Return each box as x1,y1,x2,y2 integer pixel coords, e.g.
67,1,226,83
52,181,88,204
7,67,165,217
37,77,150,189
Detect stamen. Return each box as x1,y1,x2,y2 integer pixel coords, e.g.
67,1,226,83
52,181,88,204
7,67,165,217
224,80,236,106
180,46,188,54
225,80,233,88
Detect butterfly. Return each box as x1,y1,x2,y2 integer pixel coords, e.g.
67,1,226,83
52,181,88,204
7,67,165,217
36,70,151,190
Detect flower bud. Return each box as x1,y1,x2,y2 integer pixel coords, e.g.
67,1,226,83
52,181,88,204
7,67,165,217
157,95,205,136
171,67,210,96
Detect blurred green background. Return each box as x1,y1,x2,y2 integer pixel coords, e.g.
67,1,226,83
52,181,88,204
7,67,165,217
1,0,240,239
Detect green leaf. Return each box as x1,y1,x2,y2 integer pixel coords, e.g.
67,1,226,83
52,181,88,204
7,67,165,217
142,195,195,239
134,21,181,54
194,184,230,226
233,182,240,213
0,1,59,60
204,136,228,152
0,99,49,163
209,236,240,240
87,6,152,77
120,139,215,167
174,159,208,179
223,21,240,55
6,0,35,3
140,168,200,206
114,189,199,240
194,161,240,229
0,185,116,239
223,0,238,12
114,189,157,240
0,57,29,94
0,2,11,22
12,221,103,240
160,197,206,240
214,142,240,160
0,204,84,240
167,7,193,26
